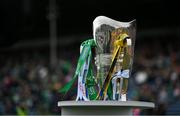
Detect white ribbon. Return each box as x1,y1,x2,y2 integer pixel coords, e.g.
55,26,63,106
112,69,129,101
113,69,130,79
76,52,91,101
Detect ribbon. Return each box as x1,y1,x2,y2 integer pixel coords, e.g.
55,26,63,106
59,39,97,100
86,59,98,100
113,69,130,79
112,69,129,100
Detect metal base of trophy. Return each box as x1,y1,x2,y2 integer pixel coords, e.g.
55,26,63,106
58,101,155,115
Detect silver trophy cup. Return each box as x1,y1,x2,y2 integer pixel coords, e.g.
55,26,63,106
93,16,136,101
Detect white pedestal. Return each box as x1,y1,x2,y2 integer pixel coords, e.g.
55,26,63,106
58,101,155,115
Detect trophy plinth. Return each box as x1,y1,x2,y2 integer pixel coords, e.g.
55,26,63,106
58,101,155,115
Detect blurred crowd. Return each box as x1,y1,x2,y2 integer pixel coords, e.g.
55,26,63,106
129,39,180,115
0,51,76,115
0,39,180,115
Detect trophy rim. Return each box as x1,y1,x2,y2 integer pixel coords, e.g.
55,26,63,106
58,100,155,109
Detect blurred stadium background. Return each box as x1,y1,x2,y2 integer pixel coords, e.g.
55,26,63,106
0,0,180,115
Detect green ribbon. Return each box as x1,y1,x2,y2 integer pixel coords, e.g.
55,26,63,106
86,56,98,100
59,39,98,100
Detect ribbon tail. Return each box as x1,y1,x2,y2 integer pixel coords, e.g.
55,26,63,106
58,75,77,93
107,81,113,100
